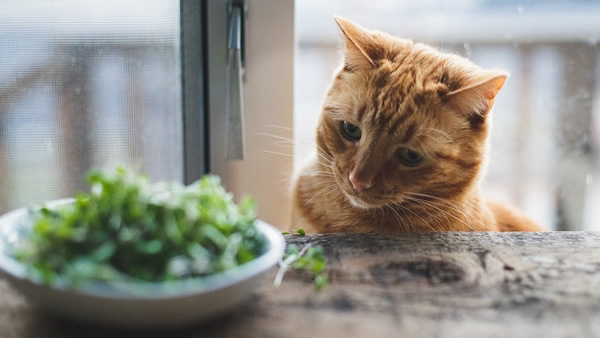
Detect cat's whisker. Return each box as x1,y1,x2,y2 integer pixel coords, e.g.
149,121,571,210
383,204,413,232
312,151,334,164
321,183,343,200
403,195,478,231
427,200,478,226
275,173,329,186
390,205,411,231
261,124,293,132
299,171,334,178
403,196,452,229
312,159,335,169
256,134,294,147
304,182,339,207
420,127,452,143
405,192,472,221
273,177,293,185
257,132,321,153
300,177,337,191
398,195,453,227
314,145,334,162
403,196,460,231
259,149,294,158
387,205,402,220
271,141,295,148
256,132,293,142
315,153,334,166
402,205,438,232
406,197,473,231
405,192,488,230
258,132,335,167
298,175,335,183
257,131,320,149
269,172,327,187
389,199,436,232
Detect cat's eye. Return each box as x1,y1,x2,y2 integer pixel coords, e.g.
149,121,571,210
396,148,424,166
340,121,362,141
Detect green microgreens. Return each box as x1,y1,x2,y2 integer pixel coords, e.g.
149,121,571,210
281,228,306,236
12,167,267,288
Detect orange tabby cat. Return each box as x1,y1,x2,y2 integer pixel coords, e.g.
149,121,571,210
292,17,544,233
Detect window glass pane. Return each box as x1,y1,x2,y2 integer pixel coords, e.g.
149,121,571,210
296,1,600,230
0,1,182,213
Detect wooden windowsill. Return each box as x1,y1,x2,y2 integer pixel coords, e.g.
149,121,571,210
1,232,599,336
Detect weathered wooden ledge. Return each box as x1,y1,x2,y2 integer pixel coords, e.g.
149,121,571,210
2,232,600,337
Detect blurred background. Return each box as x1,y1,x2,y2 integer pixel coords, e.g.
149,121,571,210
295,0,600,230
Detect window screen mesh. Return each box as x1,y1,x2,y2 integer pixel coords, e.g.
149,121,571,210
0,1,183,213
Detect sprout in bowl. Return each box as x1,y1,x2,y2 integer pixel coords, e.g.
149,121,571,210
0,168,285,328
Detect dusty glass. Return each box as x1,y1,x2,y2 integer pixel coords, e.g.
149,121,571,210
0,1,183,213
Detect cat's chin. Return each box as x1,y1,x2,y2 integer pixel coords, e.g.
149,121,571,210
344,193,384,210
345,195,371,209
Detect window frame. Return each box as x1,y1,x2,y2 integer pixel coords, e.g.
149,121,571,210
180,0,209,184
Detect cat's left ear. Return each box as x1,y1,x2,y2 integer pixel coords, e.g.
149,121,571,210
334,16,377,70
445,70,508,119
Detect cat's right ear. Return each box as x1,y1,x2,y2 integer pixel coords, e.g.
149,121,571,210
334,16,377,71
445,70,508,120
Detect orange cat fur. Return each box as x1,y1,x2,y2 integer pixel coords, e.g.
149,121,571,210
292,17,544,233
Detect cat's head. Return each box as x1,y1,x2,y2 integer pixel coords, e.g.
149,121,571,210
317,17,507,209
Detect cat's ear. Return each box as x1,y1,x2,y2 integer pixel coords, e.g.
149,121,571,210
334,16,377,70
445,70,508,119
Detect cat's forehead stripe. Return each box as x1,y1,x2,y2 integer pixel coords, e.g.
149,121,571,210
374,72,388,89
356,104,367,122
372,57,448,139
387,105,413,135
400,123,417,144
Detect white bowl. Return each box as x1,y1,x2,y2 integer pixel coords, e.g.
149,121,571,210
0,201,285,329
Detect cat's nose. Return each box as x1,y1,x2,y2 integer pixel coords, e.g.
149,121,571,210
349,173,374,193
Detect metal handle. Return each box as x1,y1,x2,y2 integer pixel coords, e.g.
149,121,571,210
226,4,245,160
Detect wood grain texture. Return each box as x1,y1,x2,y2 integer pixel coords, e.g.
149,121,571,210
1,232,600,337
